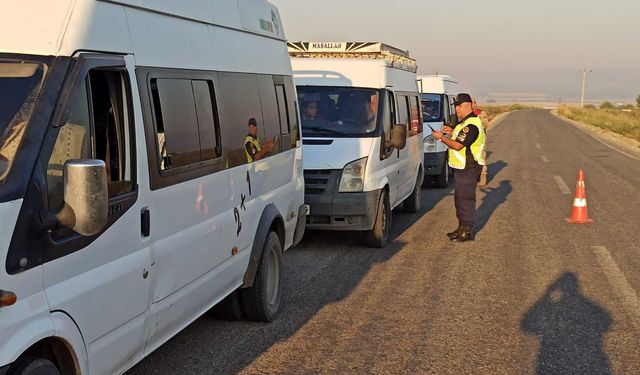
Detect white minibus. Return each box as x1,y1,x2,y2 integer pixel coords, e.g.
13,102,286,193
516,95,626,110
289,42,424,248
0,1,304,374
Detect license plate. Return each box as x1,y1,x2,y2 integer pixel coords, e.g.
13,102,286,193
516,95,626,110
304,204,310,216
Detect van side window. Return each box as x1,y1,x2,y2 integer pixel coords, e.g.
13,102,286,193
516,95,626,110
275,85,289,135
151,78,220,171
397,95,410,129
47,70,133,210
283,77,300,147
257,75,282,155
409,96,422,136
443,94,451,124
218,72,265,168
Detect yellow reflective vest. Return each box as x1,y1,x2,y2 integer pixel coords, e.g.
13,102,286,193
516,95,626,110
448,115,486,170
245,135,262,163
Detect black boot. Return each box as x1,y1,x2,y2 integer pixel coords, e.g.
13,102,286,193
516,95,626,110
450,225,474,242
447,224,463,239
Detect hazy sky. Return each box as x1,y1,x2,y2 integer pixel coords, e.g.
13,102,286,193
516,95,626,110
271,0,640,103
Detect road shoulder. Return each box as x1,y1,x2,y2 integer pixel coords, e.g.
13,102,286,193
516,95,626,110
552,110,640,160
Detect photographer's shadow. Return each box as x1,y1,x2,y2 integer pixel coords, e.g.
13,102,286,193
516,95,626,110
522,272,613,374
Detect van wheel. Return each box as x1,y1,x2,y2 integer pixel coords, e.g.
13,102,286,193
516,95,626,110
364,191,390,248
403,172,422,213
8,356,60,375
240,231,283,322
435,159,450,188
210,290,244,321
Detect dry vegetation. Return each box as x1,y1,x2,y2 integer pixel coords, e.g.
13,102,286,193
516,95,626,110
478,104,534,126
557,105,640,142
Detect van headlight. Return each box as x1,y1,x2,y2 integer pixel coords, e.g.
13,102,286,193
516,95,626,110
423,135,437,152
339,157,367,192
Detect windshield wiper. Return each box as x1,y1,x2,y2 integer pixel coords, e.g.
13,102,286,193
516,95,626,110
304,126,350,137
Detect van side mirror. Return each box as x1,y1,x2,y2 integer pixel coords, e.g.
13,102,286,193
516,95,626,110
385,124,407,150
56,160,108,236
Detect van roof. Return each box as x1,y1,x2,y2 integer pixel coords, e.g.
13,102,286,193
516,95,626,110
417,75,459,95
288,42,417,73
1,0,286,58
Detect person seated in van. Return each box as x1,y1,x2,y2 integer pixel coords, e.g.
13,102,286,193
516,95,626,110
245,117,273,163
302,99,323,122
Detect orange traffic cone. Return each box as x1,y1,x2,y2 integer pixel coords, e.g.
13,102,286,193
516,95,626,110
566,169,593,224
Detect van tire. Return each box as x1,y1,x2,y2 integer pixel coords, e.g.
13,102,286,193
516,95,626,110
435,158,450,188
403,172,422,213
210,290,244,321
364,190,390,248
8,356,60,375
240,231,283,322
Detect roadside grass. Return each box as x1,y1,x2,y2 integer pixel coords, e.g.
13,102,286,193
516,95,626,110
557,105,640,142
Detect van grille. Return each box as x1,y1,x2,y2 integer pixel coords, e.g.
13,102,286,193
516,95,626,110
304,169,332,195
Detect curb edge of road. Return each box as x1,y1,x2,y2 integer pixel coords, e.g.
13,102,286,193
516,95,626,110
486,111,512,132
551,110,640,161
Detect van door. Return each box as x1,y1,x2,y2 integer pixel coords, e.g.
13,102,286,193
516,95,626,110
395,94,413,204
139,72,232,352
380,91,400,205
41,54,152,375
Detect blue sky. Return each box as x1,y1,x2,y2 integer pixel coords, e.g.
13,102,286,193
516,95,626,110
271,0,640,103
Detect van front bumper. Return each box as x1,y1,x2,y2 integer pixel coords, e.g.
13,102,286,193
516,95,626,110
424,151,447,176
304,169,380,231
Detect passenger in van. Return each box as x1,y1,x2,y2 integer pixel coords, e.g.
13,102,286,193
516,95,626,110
302,99,322,122
245,117,273,163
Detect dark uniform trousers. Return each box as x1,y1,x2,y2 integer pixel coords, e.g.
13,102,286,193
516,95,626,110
453,164,483,227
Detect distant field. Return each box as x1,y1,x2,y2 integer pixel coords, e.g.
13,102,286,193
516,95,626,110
478,104,535,126
557,105,640,142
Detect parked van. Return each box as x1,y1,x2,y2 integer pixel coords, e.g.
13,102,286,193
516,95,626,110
289,42,424,248
418,75,458,188
0,1,304,374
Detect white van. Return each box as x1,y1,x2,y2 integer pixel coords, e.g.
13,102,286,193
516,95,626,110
418,75,458,188
0,1,304,374
289,42,424,248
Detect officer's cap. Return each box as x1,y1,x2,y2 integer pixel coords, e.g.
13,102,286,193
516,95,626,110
453,93,473,106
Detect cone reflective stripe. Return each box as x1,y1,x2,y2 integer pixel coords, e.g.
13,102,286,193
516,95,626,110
566,169,593,224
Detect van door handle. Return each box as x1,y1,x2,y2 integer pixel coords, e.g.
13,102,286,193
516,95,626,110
141,209,150,237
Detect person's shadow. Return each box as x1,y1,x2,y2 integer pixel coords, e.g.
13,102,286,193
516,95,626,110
474,179,512,235
522,272,613,374
485,159,508,185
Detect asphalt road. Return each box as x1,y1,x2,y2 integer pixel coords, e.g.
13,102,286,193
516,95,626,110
128,109,640,374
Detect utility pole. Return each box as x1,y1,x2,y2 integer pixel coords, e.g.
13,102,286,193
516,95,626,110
579,68,592,108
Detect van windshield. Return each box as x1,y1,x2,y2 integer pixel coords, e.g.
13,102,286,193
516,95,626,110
0,62,47,184
421,93,443,122
297,87,379,138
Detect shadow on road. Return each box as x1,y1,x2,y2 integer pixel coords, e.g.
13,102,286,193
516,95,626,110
128,186,452,375
475,179,512,235
522,272,613,375
486,159,508,185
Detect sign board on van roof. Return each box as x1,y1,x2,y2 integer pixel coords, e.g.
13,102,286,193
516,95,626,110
288,41,417,73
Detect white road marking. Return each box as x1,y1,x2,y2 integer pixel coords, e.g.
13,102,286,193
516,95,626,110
541,155,549,163
593,245,640,330
553,176,572,194
536,143,541,149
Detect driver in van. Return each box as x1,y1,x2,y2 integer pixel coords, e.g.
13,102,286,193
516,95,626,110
245,117,273,163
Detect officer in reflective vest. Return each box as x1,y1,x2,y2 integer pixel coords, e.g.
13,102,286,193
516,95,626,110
431,93,486,242
245,117,273,163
